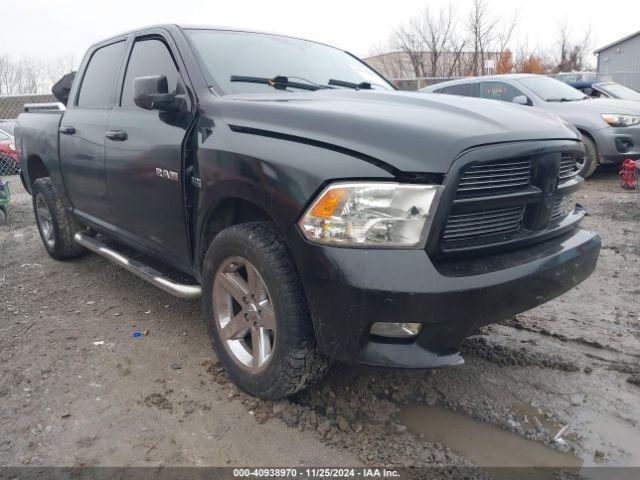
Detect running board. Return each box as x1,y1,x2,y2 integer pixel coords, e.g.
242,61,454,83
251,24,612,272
73,232,201,299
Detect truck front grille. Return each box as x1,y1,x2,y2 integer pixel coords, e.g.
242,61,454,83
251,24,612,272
559,153,580,181
437,150,583,254
457,159,532,196
442,206,524,245
551,194,575,223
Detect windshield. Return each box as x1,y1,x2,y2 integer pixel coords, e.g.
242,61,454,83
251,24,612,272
517,76,588,102
599,82,640,101
186,30,392,95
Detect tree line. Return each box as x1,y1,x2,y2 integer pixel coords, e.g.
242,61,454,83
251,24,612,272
0,54,75,96
371,0,593,79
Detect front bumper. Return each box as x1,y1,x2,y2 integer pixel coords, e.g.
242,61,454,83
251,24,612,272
592,125,640,164
289,226,600,368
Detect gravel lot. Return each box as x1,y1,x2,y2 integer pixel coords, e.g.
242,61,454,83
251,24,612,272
1,169,638,474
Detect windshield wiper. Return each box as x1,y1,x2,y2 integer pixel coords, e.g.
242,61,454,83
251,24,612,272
328,79,373,90
547,97,585,102
230,75,328,91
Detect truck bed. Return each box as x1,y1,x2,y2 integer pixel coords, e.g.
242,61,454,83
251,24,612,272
15,109,64,194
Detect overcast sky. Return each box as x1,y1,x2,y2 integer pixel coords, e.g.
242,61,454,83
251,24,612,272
1,0,638,66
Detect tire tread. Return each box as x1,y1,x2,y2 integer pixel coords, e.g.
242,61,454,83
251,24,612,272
32,177,85,260
203,222,330,399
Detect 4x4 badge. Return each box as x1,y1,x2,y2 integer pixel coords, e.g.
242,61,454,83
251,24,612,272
155,168,178,182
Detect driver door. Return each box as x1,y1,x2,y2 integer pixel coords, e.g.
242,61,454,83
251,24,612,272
105,33,195,265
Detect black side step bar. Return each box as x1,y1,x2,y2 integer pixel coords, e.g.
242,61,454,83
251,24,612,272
73,232,201,299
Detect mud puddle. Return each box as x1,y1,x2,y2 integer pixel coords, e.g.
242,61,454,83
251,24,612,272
398,404,582,478
572,409,640,467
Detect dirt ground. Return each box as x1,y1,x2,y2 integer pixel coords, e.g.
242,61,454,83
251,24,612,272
1,169,639,474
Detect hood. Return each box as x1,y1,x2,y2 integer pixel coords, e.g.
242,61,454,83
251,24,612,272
213,89,579,174
543,97,640,117
586,98,640,113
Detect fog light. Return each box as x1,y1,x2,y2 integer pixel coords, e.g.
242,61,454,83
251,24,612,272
370,322,422,338
615,138,634,154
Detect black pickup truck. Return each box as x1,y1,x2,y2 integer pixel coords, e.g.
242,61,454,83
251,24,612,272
15,25,600,399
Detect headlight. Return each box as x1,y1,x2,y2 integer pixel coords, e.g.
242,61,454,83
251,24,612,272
601,114,640,127
9,143,16,151
298,182,441,247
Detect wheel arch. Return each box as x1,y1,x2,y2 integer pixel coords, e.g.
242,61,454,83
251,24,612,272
198,196,278,269
577,128,598,154
25,154,49,193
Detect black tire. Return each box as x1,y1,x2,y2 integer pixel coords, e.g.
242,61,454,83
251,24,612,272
202,222,330,400
32,177,86,260
579,135,599,179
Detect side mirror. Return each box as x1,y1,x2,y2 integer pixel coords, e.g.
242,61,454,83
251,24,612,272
512,95,531,106
133,75,177,111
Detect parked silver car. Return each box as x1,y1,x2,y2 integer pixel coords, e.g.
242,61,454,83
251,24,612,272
422,74,640,177
571,81,640,102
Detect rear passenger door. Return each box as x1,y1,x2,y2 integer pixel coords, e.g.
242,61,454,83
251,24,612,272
105,33,195,265
60,40,126,223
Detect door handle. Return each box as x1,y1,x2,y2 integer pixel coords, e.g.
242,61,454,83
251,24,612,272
59,126,76,135
105,130,128,141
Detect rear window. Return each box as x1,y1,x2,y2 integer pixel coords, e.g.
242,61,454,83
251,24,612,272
480,82,525,103
77,41,126,108
438,83,477,97
599,83,640,101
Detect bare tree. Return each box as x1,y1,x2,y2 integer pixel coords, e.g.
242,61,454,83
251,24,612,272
0,55,12,95
0,54,76,95
390,20,427,78
553,19,592,72
467,0,518,76
417,4,457,77
366,43,407,79
387,2,469,79
512,38,553,74
41,54,76,92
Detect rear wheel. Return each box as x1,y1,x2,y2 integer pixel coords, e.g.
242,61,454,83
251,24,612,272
202,222,330,399
579,135,599,178
32,177,86,260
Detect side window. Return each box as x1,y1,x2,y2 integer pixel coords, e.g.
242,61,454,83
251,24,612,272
121,38,179,108
480,82,525,103
440,83,477,97
77,41,126,107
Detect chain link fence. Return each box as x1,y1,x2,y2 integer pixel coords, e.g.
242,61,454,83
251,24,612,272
0,129,19,224
0,151,20,177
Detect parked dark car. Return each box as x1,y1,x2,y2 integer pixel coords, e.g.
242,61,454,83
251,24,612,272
15,25,600,399
570,81,640,102
423,74,640,178
0,128,19,175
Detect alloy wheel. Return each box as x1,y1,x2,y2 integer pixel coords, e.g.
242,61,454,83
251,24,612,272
35,192,55,249
213,256,276,373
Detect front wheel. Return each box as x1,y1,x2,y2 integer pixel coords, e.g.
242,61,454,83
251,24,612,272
202,222,330,400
